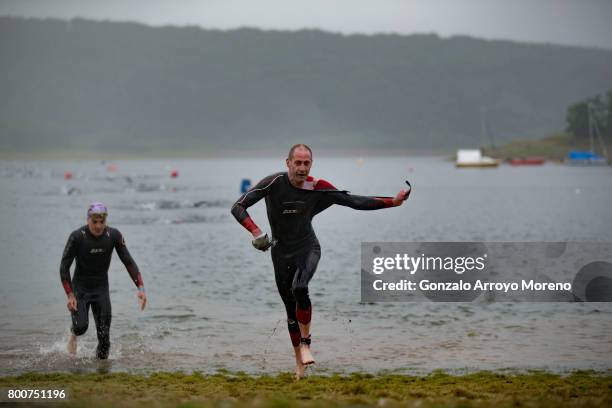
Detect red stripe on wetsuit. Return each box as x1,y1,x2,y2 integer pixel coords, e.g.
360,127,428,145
296,305,312,324
132,270,144,288
313,178,335,190
62,280,73,295
240,215,261,235
290,330,301,347
375,197,396,208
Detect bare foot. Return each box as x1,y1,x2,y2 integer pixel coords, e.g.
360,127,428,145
67,334,77,355
300,344,315,365
294,362,306,380
293,348,306,380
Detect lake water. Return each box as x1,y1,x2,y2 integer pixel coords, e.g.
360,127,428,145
1,157,611,375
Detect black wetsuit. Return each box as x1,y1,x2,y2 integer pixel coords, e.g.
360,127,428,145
231,172,395,346
60,226,142,359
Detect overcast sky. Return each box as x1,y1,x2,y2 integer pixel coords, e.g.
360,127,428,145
1,0,611,49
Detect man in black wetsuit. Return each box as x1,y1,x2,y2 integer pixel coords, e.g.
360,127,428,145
60,202,147,359
231,144,409,378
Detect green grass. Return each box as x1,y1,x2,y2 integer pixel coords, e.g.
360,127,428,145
1,371,611,407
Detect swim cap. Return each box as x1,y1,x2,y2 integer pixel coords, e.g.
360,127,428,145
87,202,108,218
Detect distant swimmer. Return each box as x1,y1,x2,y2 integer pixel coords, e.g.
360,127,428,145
59,202,147,359
231,144,410,379
61,186,81,195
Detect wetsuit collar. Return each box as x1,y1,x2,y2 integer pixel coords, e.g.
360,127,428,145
285,172,313,191
286,172,305,189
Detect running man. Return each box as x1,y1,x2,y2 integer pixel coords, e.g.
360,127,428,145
60,202,147,359
231,144,410,378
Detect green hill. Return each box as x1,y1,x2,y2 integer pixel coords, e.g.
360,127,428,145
1,17,611,154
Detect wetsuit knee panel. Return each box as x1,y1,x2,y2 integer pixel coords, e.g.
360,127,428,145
292,284,308,296
291,286,311,310
72,323,88,336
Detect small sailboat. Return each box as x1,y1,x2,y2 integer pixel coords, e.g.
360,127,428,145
565,103,609,166
456,107,500,168
456,149,500,168
565,151,607,165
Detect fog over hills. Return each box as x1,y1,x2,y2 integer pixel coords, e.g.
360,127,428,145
1,17,611,154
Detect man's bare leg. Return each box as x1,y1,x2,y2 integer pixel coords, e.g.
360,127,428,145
298,322,314,365
293,346,306,379
67,333,77,355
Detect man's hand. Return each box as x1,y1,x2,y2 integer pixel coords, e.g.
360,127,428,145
252,233,274,251
137,289,147,311
67,293,77,312
392,189,410,206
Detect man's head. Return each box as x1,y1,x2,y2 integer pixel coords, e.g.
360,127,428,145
87,202,107,237
286,144,313,186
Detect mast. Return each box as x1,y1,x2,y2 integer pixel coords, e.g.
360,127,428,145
480,106,495,150
587,102,594,154
588,102,608,158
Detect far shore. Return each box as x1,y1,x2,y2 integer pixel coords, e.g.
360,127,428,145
0,147,450,161
3,133,610,162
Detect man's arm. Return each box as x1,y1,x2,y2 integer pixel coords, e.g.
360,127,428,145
112,229,144,289
327,192,395,209
319,179,409,210
60,231,78,296
113,229,146,310
231,173,282,238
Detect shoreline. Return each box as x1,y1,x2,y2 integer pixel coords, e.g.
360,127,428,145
0,147,451,161
3,134,610,162
1,371,610,407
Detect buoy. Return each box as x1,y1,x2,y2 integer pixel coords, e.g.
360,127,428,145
240,178,251,193
64,170,73,180
170,169,179,178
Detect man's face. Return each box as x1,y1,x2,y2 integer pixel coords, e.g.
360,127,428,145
286,147,312,184
87,215,107,237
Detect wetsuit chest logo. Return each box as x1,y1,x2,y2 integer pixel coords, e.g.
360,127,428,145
90,248,105,254
281,201,305,215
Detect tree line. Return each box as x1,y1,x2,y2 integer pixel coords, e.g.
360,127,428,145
566,90,612,141
2,17,612,153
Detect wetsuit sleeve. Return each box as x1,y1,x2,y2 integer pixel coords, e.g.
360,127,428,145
326,192,395,210
59,231,79,295
112,229,144,289
316,179,397,210
231,173,281,234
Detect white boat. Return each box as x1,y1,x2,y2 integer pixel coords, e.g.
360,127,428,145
455,108,500,168
455,149,500,168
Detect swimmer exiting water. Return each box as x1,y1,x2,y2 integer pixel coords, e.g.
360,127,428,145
59,202,147,359
231,144,410,379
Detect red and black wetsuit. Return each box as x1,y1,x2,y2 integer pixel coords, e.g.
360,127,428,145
231,172,397,347
60,226,143,359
